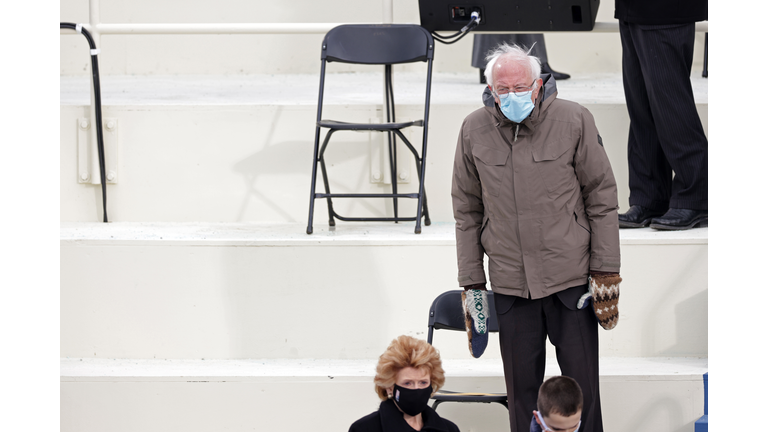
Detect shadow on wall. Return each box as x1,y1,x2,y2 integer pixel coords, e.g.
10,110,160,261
218,243,397,358
624,395,689,432
642,246,708,357
231,106,420,223
666,289,708,356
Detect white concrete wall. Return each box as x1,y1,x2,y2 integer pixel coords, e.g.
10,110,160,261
59,100,707,223
60,0,707,76
60,227,707,360
61,371,705,432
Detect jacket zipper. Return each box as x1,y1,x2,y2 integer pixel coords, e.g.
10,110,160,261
509,122,528,297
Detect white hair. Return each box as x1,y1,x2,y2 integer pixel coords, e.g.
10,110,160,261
483,42,542,90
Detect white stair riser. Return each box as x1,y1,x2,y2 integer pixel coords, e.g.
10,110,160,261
60,103,708,223
61,375,704,432
60,24,707,76
61,241,707,359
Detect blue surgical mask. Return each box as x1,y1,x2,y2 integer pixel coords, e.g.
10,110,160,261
498,91,535,123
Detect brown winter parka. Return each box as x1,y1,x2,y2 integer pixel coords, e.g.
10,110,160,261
451,75,621,299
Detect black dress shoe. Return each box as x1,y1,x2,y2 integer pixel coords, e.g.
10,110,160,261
650,209,708,231
541,62,571,80
618,205,667,228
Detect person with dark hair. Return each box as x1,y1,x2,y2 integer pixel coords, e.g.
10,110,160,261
530,376,583,432
472,34,570,84
615,0,708,230
349,335,460,432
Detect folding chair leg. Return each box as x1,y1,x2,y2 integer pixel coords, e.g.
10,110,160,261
421,190,431,226
413,172,425,234
414,202,423,234
413,157,431,227
414,148,428,234
387,131,399,222
391,129,430,233
319,155,336,226
307,128,322,234
317,129,339,227
384,65,401,223
307,186,316,234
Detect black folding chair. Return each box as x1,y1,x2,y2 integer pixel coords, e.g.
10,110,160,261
427,290,508,411
306,24,434,235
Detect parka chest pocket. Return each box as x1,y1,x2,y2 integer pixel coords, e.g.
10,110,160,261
532,139,575,198
472,144,510,197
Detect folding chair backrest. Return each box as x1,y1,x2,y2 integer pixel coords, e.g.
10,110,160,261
426,290,509,411
427,290,499,343
322,24,434,65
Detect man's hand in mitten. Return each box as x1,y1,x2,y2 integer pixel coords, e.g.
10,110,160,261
461,284,489,358
589,272,622,330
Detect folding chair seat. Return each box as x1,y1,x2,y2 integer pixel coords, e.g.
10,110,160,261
306,24,434,234
427,290,508,411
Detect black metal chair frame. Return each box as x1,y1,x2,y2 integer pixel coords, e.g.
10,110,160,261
427,290,509,411
307,24,434,234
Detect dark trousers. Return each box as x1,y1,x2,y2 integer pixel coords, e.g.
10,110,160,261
495,286,602,432
619,21,708,211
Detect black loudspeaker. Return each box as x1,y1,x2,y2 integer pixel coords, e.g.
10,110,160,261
418,0,600,32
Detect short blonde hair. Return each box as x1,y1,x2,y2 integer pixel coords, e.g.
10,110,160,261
373,335,446,401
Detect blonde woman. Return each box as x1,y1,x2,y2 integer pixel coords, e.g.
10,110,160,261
349,335,460,432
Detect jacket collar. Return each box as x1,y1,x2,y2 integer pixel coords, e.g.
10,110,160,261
379,399,451,432
482,73,559,134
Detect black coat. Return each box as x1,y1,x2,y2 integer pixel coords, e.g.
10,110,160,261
349,399,460,432
614,0,707,25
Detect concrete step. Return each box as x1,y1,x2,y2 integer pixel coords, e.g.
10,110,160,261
61,222,708,360
59,73,708,224
60,356,707,432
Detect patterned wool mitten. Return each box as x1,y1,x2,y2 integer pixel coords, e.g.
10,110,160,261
462,289,489,358
589,273,622,330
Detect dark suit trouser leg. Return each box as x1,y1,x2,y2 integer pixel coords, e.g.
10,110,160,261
496,292,602,432
546,294,602,432
620,21,708,211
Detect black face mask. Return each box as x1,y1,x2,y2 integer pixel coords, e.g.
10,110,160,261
392,384,432,416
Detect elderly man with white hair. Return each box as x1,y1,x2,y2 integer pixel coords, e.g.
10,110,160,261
451,43,622,432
